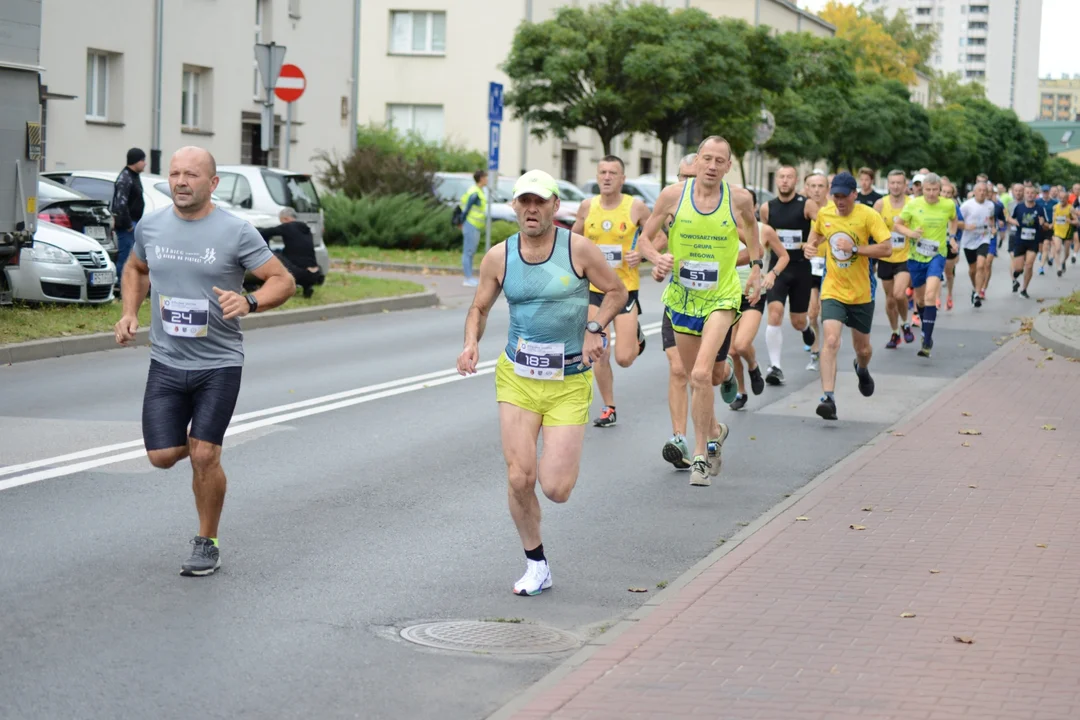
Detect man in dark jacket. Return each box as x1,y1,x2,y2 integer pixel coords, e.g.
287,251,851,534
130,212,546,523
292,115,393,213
257,208,324,297
110,148,146,290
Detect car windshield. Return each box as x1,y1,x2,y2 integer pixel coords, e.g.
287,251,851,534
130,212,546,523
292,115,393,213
264,172,322,213
153,181,232,207
38,178,88,201
433,175,472,203
557,182,586,202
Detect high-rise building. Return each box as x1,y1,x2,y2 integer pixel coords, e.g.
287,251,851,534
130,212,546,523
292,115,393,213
865,0,1043,119
1038,76,1080,122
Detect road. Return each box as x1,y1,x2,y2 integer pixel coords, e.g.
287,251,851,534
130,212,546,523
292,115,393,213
0,260,1072,720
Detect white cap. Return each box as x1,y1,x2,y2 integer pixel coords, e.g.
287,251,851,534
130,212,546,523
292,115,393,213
912,173,926,185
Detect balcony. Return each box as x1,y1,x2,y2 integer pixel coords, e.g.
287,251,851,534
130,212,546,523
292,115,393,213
966,26,988,39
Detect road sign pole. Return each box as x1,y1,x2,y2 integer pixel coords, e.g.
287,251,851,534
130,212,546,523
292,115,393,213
486,82,504,254
285,103,292,169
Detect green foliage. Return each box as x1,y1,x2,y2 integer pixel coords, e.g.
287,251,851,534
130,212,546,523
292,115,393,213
930,71,987,107
868,7,938,76
323,193,461,250
829,77,932,172
313,123,485,199
1042,156,1080,187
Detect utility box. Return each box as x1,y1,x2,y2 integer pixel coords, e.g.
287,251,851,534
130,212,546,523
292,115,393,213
0,0,43,303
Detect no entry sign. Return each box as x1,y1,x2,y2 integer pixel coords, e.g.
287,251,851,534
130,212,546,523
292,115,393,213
274,64,306,103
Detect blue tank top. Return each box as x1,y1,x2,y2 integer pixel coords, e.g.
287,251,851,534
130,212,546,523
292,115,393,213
503,228,590,375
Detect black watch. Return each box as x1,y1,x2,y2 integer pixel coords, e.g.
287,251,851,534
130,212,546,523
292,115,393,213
750,259,763,269
585,320,604,334
246,294,259,314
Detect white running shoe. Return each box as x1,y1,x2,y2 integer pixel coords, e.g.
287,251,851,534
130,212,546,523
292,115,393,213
806,352,819,371
513,559,552,596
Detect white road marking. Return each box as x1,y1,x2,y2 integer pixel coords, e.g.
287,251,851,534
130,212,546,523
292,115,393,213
0,322,665,492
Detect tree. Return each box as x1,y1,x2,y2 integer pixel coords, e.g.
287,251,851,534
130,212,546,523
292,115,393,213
827,76,931,173
868,8,937,76
503,1,647,156
926,106,981,183
929,70,986,108
1043,156,1080,187
818,1,920,84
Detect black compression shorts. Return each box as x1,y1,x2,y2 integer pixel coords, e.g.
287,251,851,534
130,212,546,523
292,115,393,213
142,359,242,450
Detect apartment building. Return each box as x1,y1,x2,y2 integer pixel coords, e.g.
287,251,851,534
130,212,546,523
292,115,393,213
864,0,1042,120
39,0,357,175
1038,76,1080,122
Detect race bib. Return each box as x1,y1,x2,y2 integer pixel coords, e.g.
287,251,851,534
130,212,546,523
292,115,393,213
159,295,209,338
598,244,623,268
513,339,565,381
678,260,719,290
810,257,825,277
916,238,939,257
1056,216,1068,225
891,232,906,249
1020,227,1036,241
777,229,802,251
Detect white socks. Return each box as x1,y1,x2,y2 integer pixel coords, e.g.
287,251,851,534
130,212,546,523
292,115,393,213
766,324,783,369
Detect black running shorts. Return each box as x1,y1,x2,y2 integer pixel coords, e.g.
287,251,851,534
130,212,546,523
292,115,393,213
765,261,814,314
142,359,243,450
661,311,735,362
963,245,989,264
589,289,641,316
876,259,909,281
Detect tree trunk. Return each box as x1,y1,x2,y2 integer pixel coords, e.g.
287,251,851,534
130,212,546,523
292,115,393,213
659,137,669,190
600,131,614,156
739,153,748,187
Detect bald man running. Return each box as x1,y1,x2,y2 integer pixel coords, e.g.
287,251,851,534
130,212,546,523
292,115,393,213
115,146,296,576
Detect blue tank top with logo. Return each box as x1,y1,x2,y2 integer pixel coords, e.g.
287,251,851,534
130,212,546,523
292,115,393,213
503,228,590,375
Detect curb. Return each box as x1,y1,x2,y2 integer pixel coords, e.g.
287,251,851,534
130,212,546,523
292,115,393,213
0,291,439,366
1030,312,1080,359
486,336,1023,720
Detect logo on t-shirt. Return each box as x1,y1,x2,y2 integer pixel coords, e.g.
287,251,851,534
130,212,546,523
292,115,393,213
152,245,219,265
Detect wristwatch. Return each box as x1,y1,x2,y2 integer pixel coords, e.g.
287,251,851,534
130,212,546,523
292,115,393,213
585,320,604,334
750,259,763,269
851,244,859,255
246,294,259,314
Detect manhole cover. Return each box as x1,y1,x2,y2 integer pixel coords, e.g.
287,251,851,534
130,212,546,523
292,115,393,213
400,621,580,655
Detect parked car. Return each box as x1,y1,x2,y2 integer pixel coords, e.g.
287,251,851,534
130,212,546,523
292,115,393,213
494,176,584,228
36,178,117,259
215,165,329,275
580,178,660,210
432,172,518,224
4,220,116,304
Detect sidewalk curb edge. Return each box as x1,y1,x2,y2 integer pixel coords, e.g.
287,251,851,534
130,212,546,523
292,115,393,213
1030,313,1080,359
0,292,439,366
485,336,1023,720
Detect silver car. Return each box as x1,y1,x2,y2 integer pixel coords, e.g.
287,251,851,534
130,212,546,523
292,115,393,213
433,172,518,224
4,221,116,304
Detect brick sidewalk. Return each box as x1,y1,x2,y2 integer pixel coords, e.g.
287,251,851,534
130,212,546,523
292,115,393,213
511,337,1080,720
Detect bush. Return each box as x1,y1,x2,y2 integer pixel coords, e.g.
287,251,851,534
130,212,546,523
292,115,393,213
324,193,461,249
314,124,486,199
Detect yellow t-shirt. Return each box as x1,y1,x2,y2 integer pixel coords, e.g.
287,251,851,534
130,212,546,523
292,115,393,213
813,203,892,305
899,196,957,262
816,201,836,257
1054,203,1073,239
584,194,639,292
880,195,909,263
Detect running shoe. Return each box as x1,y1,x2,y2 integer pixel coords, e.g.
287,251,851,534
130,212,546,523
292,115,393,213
936,297,942,309
802,325,816,347
1012,279,1020,293
917,339,933,358
1049,257,1055,266
806,352,819,372
707,423,730,477
903,325,916,344
513,559,552,596
947,296,954,310
1058,268,1065,278
689,456,711,487
730,393,748,411
854,359,875,397
593,406,617,427
1072,256,1076,264
978,289,986,300
905,287,913,298
662,435,691,470
1038,267,1045,276
637,322,646,356
803,344,812,352
886,332,900,349
974,295,983,308
1020,289,1030,299
719,359,738,404
816,396,837,420
181,536,221,577
970,290,977,306
911,314,921,328
765,366,785,386
748,365,765,395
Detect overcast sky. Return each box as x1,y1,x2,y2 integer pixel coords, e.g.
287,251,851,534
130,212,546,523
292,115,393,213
798,0,1078,78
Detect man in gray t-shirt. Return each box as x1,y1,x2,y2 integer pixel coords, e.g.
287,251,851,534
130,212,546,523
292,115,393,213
114,146,295,578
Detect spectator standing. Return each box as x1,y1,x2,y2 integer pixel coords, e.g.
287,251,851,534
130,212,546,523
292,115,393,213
110,148,146,292
458,170,488,287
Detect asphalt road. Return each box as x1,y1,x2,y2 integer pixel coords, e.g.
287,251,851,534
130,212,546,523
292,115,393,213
0,258,1073,720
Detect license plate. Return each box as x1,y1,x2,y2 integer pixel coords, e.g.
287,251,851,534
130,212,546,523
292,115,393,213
85,226,106,239
90,271,114,286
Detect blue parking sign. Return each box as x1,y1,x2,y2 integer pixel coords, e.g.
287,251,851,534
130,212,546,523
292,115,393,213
488,121,500,171
488,82,503,123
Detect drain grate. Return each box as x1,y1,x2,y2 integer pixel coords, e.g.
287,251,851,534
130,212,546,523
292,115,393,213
400,621,580,655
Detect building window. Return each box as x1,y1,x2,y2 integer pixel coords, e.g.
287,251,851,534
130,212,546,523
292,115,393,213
85,51,109,120
960,37,966,46
969,4,989,12
916,7,931,15
389,11,447,55
182,67,212,130
966,70,986,79
967,54,986,62
386,104,444,143
969,37,986,46
969,21,988,29
640,156,653,176
561,148,578,184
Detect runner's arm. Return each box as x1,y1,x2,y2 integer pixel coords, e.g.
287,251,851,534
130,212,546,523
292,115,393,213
804,198,820,222
759,202,770,225
732,187,762,304
571,197,591,235
626,199,651,267
872,198,884,214
762,225,788,276
246,255,296,312
893,216,920,238
803,229,823,259
463,244,505,348
572,233,627,328
857,215,893,259
637,184,682,267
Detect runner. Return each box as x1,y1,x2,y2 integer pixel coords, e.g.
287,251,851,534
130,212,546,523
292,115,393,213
730,193,789,411
958,180,995,307
856,167,882,208
1052,186,1076,276
987,184,1007,289
759,166,820,386
1008,185,1046,298
1072,183,1080,263
894,172,958,358
940,179,961,311
802,170,830,371
910,173,925,198
571,155,650,428
1036,184,1055,275
639,135,762,487
1006,182,1024,263
113,146,296,577
802,172,892,420
456,169,627,597
872,169,915,348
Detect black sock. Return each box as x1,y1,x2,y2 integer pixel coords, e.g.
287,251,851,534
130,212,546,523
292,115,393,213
1013,270,1022,280
525,544,545,562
